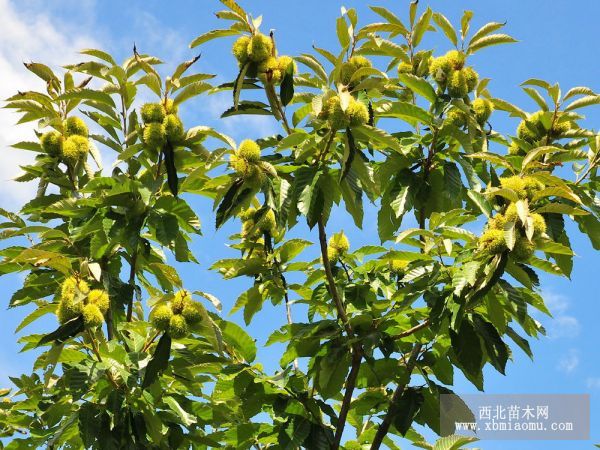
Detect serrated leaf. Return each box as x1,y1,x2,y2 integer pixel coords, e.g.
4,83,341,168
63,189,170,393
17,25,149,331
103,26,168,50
398,73,436,103
432,12,457,46
142,333,171,388
468,33,517,54
190,29,239,48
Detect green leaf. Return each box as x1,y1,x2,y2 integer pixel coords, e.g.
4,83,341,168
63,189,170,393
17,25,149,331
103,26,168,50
376,101,433,125
398,73,436,103
81,48,117,65
564,95,600,111
190,29,239,48
431,434,478,450
450,319,484,389
412,7,433,47
468,33,517,54
278,239,312,264
432,12,458,46
57,88,115,107
164,396,196,427
162,142,179,197
575,215,600,249
221,100,272,117
37,316,84,347
142,333,171,388
369,6,408,35
233,62,249,110
336,16,351,49
220,320,256,362
392,387,424,436
316,349,350,399
472,315,509,374
467,190,492,217
460,10,474,40
280,67,294,107
173,81,211,105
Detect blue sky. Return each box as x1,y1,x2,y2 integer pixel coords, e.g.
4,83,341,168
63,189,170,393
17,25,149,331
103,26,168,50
0,0,598,448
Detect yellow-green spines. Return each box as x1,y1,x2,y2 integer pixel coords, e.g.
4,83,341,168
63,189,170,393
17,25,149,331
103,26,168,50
325,96,367,129
500,176,528,199
62,135,90,162
237,139,261,162
57,296,84,324
523,176,544,200
446,108,466,127
552,118,572,136
445,50,466,70
164,98,178,115
389,259,408,272
150,304,173,331
463,67,479,92
232,35,251,63
239,207,256,222
327,97,350,130
448,69,469,98
429,56,451,84
40,130,63,156
478,229,507,255
143,122,166,148
504,203,519,223
327,246,339,263
230,154,249,175
517,118,538,142
64,116,88,138
347,99,369,126
172,289,192,314
257,209,277,233
329,231,350,255
247,33,273,62
508,142,524,156
83,304,104,328
141,103,166,124
340,55,372,85
410,51,431,77
240,208,257,237
472,98,493,125
398,62,413,75
61,276,89,300
531,213,547,236
88,289,109,315
277,55,296,73
163,114,184,142
182,302,203,325
258,57,282,84
488,213,507,231
169,314,189,339
512,237,535,261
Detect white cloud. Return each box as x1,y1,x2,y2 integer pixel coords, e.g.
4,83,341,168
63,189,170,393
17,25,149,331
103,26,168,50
557,348,579,373
586,377,600,389
0,0,97,209
541,290,581,339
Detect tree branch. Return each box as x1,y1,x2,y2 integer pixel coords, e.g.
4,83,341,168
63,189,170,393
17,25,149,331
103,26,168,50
317,218,362,449
369,343,422,450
